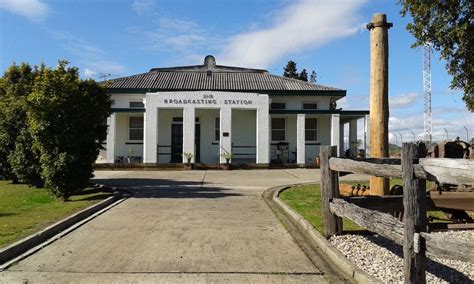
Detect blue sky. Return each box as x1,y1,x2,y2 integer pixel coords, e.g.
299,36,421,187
1,0,472,143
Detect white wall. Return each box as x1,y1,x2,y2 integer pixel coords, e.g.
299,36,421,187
111,94,145,108
196,108,220,163
107,92,336,165
269,96,331,110
114,113,144,159
232,109,256,163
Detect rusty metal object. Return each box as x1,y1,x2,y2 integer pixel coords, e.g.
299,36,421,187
339,183,370,196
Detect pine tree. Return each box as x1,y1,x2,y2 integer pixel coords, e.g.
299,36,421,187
283,60,298,79
299,69,308,82
310,70,317,83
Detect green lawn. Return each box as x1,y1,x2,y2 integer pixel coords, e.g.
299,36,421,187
0,180,112,248
279,179,464,233
279,183,361,232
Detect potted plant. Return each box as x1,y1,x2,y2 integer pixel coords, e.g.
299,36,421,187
220,152,233,170
127,147,135,163
182,152,194,170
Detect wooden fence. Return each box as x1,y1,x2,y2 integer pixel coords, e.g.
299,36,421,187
320,143,474,283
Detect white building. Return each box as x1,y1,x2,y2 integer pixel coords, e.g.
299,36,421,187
100,55,368,166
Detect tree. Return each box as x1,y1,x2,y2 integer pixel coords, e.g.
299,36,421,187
399,0,473,111
28,61,111,200
0,63,41,184
283,60,299,79
299,69,308,82
310,70,317,83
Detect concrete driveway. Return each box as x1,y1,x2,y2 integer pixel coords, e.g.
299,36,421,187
2,169,367,283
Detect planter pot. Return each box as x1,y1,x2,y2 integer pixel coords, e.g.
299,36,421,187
183,163,195,170
220,163,232,170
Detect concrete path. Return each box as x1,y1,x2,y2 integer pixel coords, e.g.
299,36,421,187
2,169,368,283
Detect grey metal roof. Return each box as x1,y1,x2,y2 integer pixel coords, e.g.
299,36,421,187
106,56,344,96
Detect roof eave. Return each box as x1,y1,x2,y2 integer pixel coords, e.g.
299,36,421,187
107,88,346,97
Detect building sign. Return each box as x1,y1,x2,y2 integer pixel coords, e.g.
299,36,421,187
163,94,253,106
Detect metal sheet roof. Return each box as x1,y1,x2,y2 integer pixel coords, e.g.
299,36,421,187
106,56,345,96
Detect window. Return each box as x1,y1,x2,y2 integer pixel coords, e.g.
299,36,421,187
215,117,220,141
270,102,286,110
130,101,144,108
302,103,318,110
129,117,144,140
271,118,286,141
305,118,318,141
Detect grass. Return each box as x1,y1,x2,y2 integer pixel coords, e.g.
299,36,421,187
0,180,112,248
279,179,443,233
279,183,361,232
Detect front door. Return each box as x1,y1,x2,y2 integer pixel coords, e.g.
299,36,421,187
171,124,183,163
195,124,201,163
170,123,201,163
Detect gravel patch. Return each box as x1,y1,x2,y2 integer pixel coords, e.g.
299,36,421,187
329,231,473,283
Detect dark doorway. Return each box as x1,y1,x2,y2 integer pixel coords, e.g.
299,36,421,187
195,124,201,163
171,124,183,163
170,123,200,163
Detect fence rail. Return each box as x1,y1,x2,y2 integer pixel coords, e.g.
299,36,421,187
320,143,474,283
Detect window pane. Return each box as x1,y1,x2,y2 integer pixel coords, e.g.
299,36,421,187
303,103,317,110
272,118,285,129
129,129,143,140
305,118,317,129
305,130,317,141
215,130,220,141
270,103,286,109
272,130,285,141
172,117,183,122
130,117,143,128
129,101,144,108
215,117,220,128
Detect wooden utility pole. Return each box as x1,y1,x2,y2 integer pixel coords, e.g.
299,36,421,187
367,14,392,195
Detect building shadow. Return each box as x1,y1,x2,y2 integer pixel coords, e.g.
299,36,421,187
92,178,243,199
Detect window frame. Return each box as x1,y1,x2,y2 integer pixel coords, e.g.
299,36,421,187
129,101,144,108
270,102,286,110
128,116,144,141
271,117,286,142
302,102,318,110
305,117,318,142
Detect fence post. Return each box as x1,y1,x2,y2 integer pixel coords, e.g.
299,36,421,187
320,146,342,237
402,142,427,283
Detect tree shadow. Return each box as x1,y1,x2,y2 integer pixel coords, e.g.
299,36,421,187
366,234,472,282
92,178,243,199
72,193,114,202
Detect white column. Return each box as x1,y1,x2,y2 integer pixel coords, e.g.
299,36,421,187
296,114,306,165
364,114,370,156
340,123,345,156
106,113,116,163
331,114,341,156
256,106,270,164
349,119,358,155
220,107,232,163
183,107,195,163
144,107,158,163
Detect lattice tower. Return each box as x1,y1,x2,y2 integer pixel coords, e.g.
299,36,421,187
423,45,432,144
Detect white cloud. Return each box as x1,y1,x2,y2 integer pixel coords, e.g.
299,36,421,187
51,31,126,78
219,0,367,68
0,0,48,21
387,108,473,144
83,68,97,78
390,92,419,108
129,18,221,65
132,0,155,15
